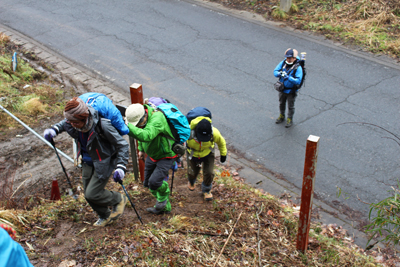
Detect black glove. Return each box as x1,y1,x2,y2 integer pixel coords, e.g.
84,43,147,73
220,155,226,163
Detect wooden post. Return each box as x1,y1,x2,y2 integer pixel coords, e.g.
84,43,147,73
280,0,292,12
296,135,320,253
129,83,145,182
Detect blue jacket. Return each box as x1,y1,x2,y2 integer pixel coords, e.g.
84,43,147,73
0,228,33,267
273,58,303,94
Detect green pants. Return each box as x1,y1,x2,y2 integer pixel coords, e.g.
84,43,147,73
149,181,171,212
82,163,121,219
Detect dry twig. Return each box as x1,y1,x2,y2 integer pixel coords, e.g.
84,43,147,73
256,204,264,267
213,211,243,267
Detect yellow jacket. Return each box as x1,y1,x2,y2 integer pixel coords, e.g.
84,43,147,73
186,116,227,159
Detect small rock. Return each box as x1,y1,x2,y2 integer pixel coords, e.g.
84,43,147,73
58,260,76,267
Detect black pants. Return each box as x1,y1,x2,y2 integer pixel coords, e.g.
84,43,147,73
279,91,297,119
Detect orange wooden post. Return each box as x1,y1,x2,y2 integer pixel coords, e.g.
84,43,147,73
129,83,145,182
296,135,320,253
50,178,61,201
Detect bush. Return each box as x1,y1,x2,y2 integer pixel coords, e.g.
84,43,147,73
365,184,400,246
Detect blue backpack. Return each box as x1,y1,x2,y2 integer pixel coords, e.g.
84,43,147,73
186,107,212,124
156,103,190,145
79,92,129,135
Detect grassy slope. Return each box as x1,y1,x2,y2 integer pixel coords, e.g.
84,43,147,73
210,0,400,60
0,33,68,134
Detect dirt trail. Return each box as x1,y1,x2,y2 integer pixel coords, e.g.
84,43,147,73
22,164,238,267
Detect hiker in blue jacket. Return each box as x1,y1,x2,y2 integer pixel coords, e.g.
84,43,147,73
273,48,303,128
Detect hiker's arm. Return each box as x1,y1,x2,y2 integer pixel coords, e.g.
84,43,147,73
138,141,144,152
288,66,303,85
273,61,284,77
213,128,227,157
127,120,163,142
52,119,68,134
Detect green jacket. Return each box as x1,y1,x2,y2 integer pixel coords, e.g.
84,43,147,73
186,116,227,159
127,105,177,160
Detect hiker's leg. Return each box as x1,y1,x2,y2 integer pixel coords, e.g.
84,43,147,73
201,153,215,193
83,164,121,219
144,157,157,188
81,162,93,192
287,92,298,119
188,158,201,185
149,181,171,212
148,158,174,212
278,92,288,116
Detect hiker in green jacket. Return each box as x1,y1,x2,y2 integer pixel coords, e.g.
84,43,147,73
125,103,178,214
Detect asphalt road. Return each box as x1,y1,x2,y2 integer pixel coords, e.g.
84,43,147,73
1,0,399,222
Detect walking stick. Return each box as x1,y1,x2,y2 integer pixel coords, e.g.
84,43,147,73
170,161,178,193
50,139,77,199
170,165,176,193
119,181,143,225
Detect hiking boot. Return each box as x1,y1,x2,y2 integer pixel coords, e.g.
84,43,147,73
275,114,285,124
93,216,112,227
188,182,195,191
155,200,168,210
203,192,213,201
285,118,293,128
110,194,128,221
146,207,171,215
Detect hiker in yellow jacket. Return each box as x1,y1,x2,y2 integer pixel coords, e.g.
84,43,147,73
186,116,227,201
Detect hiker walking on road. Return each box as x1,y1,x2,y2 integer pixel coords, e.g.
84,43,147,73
43,97,129,227
125,103,179,215
274,48,304,128
186,115,227,201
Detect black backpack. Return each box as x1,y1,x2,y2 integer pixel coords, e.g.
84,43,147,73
293,59,306,89
281,59,306,90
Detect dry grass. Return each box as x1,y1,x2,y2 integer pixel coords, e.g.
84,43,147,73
0,32,10,45
212,0,400,59
21,97,47,115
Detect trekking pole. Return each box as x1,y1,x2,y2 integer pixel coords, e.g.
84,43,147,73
118,181,143,225
50,139,77,199
170,161,178,193
170,165,175,193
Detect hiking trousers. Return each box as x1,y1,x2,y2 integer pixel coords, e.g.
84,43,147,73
82,163,121,219
187,153,215,193
144,157,174,211
279,91,297,119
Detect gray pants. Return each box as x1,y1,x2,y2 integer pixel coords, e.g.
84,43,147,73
279,91,297,119
187,153,215,193
144,157,175,190
82,163,121,219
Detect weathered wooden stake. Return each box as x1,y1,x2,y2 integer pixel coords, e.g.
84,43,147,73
296,135,320,253
129,83,145,182
280,0,292,12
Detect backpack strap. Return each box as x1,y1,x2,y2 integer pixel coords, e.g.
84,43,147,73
95,117,107,140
